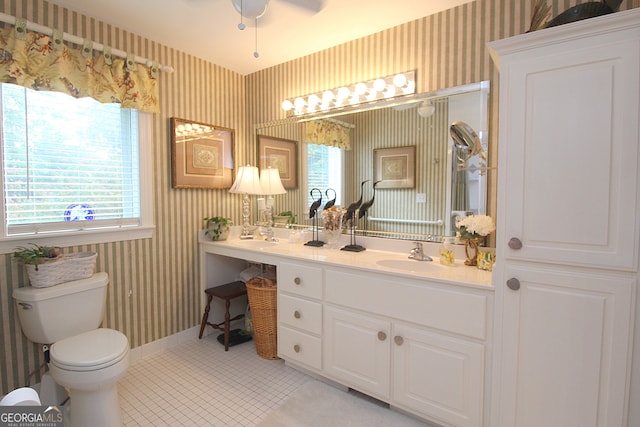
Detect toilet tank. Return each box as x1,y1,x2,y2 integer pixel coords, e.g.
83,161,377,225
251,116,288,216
12,272,109,344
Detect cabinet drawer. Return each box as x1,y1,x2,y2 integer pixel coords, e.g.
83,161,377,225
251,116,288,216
278,261,323,299
278,325,322,370
326,269,488,340
279,293,322,335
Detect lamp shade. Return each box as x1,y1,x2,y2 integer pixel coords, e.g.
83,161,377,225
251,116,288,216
260,167,286,195
229,165,263,195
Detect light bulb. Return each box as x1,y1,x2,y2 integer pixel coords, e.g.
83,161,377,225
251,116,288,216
281,99,293,111
294,97,305,109
337,87,350,100
354,82,367,95
373,78,386,92
393,73,407,88
322,90,334,103
308,94,320,107
384,85,396,98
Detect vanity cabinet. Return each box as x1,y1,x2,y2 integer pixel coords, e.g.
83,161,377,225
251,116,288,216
489,9,639,427
323,268,489,427
277,261,323,370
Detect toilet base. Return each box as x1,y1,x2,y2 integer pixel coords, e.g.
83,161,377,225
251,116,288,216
39,372,68,407
68,385,121,427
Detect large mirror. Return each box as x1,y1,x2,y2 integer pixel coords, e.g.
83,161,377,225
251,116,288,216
256,81,490,240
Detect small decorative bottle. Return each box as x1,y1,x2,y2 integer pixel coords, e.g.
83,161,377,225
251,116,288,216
439,237,455,265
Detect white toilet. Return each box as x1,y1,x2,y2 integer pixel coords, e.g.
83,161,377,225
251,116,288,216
13,272,129,427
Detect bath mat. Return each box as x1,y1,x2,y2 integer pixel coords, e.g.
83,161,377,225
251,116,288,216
258,380,429,426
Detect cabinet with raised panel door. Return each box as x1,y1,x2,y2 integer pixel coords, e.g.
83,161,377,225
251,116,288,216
488,9,639,427
323,267,489,427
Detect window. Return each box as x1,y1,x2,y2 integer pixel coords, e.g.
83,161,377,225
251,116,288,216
305,143,343,207
0,84,153,252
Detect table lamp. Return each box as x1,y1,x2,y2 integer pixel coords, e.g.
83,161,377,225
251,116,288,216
229,165,263,239
259,166,286,241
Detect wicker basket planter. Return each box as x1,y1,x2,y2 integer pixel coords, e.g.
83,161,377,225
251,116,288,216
25,252,97,288
246,276,278,360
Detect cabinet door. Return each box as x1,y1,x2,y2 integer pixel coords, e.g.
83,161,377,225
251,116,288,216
393,322,484,427
323,305,390,399
498,37,639,270
493,266,633,427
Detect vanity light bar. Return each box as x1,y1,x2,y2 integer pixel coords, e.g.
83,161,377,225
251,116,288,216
281,71,416,116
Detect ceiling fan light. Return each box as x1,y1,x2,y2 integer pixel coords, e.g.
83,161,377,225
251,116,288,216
232,0,270,20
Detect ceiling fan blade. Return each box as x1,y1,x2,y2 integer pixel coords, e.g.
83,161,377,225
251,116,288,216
279,0,325,14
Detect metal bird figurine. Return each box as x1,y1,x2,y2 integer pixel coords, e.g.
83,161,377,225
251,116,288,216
344,180,370,223
358,180,381,220
323,188,337,210
305,188,325,247
308,188,323,219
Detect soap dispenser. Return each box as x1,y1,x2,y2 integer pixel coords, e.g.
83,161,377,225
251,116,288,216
439,237,455,265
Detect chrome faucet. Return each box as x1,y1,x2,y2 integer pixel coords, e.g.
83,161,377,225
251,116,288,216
408,241,432,261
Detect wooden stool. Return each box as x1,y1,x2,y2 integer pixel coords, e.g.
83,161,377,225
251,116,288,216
198,281,247,351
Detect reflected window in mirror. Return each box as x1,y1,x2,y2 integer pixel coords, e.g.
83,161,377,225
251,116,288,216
304,144,344,207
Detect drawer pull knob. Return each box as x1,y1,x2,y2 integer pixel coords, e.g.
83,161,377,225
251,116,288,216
293,344,301,353
377,331,387,341
507,278,521,291
294,277,301,285
294,310,301,319
394,336,404,346
508,237,523,250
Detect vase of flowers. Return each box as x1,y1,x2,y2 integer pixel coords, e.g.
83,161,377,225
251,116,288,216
456,215,495,266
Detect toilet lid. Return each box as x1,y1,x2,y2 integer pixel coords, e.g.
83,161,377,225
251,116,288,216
50,328,129,371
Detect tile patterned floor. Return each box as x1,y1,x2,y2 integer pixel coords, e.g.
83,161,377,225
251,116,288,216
119,334,313,426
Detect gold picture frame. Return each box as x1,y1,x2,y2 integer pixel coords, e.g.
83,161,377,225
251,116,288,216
171,117,234,189
374,146,416,189
258,135,298,189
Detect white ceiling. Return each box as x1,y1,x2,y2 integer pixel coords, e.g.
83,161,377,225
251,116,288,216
46,0,473,75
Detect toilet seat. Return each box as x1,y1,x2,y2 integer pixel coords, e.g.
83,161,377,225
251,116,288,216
50,328,129,372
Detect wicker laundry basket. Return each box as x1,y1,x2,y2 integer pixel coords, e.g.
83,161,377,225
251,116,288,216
246,276,278,360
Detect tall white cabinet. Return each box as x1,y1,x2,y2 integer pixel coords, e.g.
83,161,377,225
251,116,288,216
489,9,640,427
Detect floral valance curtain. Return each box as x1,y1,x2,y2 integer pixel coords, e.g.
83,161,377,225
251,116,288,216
304,119,351,150
0,23,159,113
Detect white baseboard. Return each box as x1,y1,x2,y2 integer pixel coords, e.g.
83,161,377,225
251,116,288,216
129,325,201,363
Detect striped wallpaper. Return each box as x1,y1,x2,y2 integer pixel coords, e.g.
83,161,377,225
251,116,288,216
1,0,638,395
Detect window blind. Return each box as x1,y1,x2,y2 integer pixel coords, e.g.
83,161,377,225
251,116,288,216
1,83,141,236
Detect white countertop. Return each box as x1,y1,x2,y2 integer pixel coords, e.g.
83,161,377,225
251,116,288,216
200,227,493,290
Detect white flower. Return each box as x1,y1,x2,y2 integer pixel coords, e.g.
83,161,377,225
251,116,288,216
456,215,495,238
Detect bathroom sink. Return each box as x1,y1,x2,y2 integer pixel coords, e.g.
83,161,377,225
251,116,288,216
376,259,445,273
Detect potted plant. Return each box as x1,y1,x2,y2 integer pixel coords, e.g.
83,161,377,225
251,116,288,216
204,216,231,241
13,244,61,271
273,210,296,227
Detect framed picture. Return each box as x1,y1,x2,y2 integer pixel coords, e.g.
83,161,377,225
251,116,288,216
374,146,416,189
171,117,234,189
258,135,298,189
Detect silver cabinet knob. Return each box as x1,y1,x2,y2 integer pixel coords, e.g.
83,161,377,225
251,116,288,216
507,278,521,291
508,237,523,250
394,336,404,346
293,344,301,353
294,310,301,319
294,277,301,285
377,331,387,341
